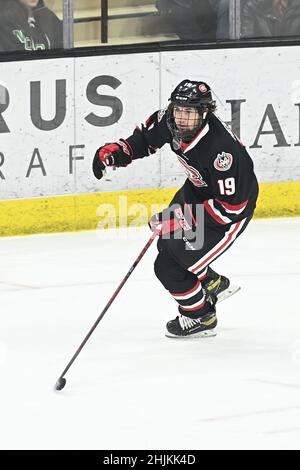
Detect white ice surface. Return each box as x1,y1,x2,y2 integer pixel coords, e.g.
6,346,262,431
0,218,300,450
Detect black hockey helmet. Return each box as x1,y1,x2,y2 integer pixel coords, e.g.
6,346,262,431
167,79,216,142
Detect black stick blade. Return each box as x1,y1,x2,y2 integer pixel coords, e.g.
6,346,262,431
55,377,66,391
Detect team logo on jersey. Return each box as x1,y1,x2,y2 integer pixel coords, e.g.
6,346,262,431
214,152,233,171
177,156,208,188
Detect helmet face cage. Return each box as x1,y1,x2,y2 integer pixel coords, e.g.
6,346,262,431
167,80,216,142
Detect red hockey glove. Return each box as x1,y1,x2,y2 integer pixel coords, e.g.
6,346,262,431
148,212,181,236
93,140,132,180
98,140,132,167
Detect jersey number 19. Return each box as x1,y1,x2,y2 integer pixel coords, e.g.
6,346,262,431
217,177,235,195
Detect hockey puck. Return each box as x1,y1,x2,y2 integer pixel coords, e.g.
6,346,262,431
55,378,66,391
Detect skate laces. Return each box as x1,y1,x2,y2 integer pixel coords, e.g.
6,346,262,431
179,315,201,330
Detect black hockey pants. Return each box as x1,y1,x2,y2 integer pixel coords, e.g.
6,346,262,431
154,213,253,318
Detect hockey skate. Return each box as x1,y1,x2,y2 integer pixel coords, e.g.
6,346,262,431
203,267,240,304
166,311,217,339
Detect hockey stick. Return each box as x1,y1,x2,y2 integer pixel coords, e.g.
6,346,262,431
54,231,158,391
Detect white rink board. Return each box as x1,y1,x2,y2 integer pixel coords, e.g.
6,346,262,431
0,45,299,200
0,58,75,199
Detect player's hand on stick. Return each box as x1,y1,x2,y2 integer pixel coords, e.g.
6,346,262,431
148,212,163,234
148,211,179,236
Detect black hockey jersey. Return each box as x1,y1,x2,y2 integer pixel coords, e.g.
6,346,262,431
124,109,259,226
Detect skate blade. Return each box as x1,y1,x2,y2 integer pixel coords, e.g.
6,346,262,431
217,285,241,304
165,329,217,339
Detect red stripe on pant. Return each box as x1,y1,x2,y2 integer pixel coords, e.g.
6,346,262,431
179,297,206,312
170,279,201,299
191,221,242,274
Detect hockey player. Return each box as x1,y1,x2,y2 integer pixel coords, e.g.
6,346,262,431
93,79,259,338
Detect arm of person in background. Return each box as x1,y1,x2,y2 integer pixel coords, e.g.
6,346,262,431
34,4,63,49
44,9,63,49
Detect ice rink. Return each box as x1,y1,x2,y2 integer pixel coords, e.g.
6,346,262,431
0,217,300,450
